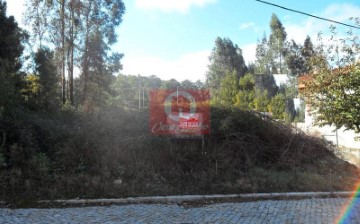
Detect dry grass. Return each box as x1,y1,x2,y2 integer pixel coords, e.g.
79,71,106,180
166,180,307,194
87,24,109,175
0,105,358,204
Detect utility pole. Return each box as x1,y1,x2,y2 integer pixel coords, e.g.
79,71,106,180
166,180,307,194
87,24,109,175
138,88,141,110
142,89,145,108
177,86,179,104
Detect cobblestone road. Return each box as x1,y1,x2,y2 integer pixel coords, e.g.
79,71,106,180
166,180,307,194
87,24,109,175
1,197,359,223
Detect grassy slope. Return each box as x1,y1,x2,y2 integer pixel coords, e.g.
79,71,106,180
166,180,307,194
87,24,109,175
0,106,358,203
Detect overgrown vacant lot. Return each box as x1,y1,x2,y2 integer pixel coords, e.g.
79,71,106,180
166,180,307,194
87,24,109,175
0,106,358,205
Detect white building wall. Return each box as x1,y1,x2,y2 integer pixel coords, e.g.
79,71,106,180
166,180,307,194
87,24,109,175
299,105,359,149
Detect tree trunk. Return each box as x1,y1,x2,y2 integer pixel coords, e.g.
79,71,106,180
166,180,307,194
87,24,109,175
68,1,75,105
82,2,92,105
61,0,66,104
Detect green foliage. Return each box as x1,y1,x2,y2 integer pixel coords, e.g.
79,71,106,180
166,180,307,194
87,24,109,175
302,23,360,133
206,37,247,96
253,89,269,112
1,104,358,202
269,13,287,74
217,73,272,112
239,73,255,91
301,36,315,74
256,14,288,74
24,0,126,106
161,79,180,89
83,31,118,112
111,74,204,109
256,15,315,77
255,33,273,74
234,74,256,109
0,1,28,116
235,91,255,110
268,93,286,119
33,48,60,111
286,40,305,76
180,79,198,89
0,1,28,74
285,36,316,77
278,76,297,99
22,74,41,109
218,70,239,105
2,0,359,203
254,73,278,98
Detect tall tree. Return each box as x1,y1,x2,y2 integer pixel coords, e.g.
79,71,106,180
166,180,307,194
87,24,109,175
254,73,278,98
180,80,197,89
60,0,66,104
66,0,82,105
218,70,239,105
234,73,256,109
34,48,60,111
285,40,305,76
82,30,124,112
268,93,286,120
206,37,247,96
24,0,126,106
255,33,273,74
0,1,28,114
253,89,269,112
24,0,69,104
161,79,180,89
301,36,315,75
79,0,125,109
268,13,287,74
301,25,360,133
285,36,316,77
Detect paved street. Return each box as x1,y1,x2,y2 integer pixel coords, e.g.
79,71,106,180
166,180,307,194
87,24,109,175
1,197,359,223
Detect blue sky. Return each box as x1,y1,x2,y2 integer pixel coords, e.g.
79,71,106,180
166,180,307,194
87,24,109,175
5,0,360,81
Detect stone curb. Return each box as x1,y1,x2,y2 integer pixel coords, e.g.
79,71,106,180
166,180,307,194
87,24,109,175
38,191,356,205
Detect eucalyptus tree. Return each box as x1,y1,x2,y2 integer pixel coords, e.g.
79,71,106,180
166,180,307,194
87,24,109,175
269,13,287,74
24,0,125,107
301,36,315,74
79,0,125,110
285,40,305,76
25,0,75,104
255,33,273,74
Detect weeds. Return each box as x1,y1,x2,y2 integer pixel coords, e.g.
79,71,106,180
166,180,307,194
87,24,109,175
0,105,358,203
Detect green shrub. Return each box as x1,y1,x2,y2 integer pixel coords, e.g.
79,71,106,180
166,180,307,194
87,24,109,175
0,105,358,203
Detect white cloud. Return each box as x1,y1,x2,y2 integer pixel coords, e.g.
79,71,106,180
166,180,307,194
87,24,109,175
5,0,25,24
239,22,255,30
322,3,360,22
135,0,216,13
284,3,360,44
241,43,257,64
122,50,211,81
122,44,257,82
243,4,360,70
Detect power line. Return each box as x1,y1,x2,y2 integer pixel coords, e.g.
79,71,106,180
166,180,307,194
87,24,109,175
255,0,360,30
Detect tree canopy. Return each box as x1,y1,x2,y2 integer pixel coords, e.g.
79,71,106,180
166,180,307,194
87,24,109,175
24,0,126,108
206,37,247,97
0,0,28,115
301,24,360,133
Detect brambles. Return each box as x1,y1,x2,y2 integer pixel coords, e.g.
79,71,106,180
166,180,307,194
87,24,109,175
0,105,357,203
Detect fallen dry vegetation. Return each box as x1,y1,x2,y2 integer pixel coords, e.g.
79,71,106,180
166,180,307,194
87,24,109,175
0,106,358,205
